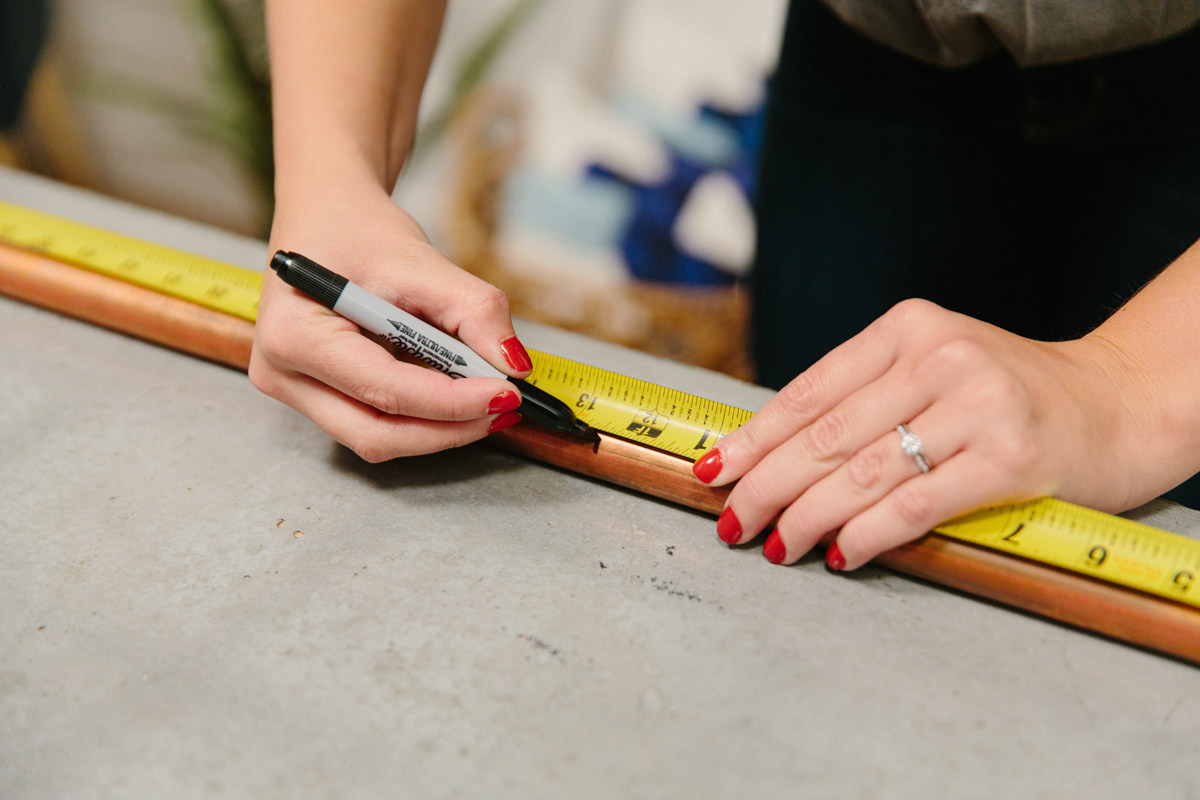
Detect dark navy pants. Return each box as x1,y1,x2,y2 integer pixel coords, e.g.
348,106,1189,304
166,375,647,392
750,0,1200,505
0,0,49,130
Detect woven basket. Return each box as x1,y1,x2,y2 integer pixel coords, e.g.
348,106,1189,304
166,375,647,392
443,88,752,380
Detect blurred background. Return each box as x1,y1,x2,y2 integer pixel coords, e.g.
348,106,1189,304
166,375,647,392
1,0,788,377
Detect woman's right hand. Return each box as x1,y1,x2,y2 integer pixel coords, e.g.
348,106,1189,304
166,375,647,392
249,175,532,461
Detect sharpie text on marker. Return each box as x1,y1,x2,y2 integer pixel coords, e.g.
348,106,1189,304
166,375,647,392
269,250,595,440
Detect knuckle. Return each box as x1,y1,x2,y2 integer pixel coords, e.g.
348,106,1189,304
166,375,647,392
356,446,391,465
728,417,770,457
800,412,848,461
776,372,822,418
988,426,1041,473
466,283,511,320
847,447,885,490
881,298,941,334
246,355,280,398
447,425,488,451
358,385,404,417
344,431,391,464
917,338,985,380
435,393,478,423
891,481,935,526
976,371,1032,413
251,324,295,367
733,474,775,516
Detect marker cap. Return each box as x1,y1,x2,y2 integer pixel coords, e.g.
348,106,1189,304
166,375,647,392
271,251,346,310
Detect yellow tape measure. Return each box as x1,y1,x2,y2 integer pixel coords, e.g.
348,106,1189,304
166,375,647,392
0,200,262,321
0,200,749,459
521,350,751,459
935,498,1199,609
3,200,1200,609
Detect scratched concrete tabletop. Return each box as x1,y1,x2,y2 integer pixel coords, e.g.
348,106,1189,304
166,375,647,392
3,166,1198,799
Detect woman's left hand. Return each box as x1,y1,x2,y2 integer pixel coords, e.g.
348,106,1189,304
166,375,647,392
691,298,1156,571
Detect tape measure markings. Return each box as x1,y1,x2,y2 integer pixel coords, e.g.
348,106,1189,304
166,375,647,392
5,200,1200,611
0,201,261,321
0,201,748,458
524,350,753,459
935,499,1200,609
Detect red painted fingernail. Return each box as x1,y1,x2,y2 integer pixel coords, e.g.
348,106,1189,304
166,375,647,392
488,390,521,414
763,529,786,564
716,507,742,545
488,411,522,433
500,336,533,373
692,448,723,484
825,542,846,572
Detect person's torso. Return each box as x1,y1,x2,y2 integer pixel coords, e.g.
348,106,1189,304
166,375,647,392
819,0,1200,67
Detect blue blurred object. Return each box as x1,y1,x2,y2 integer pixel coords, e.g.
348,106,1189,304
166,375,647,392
591,154,735,285
611,91,740,167
589,95,764,287
609,94,766,286
503,166,636,252
0,0,50,131
503,80,767,287
700,102,766,198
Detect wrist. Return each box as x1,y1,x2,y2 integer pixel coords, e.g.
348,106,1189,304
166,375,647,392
1072,331,1192,508
273,138,395,198
270,151,402,243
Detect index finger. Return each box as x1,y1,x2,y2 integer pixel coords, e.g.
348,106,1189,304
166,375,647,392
696,313,904,486
358,245,533,379
264,308,517,422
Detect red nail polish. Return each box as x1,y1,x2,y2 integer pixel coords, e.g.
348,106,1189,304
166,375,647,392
499,336,533,373
692,448,723,484
488,390,521,414
716,507,742,545
488,411,522,433
825,542,846,571
763,529,786,564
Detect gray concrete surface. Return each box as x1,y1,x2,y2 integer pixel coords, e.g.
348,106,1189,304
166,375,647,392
2,168,1199,798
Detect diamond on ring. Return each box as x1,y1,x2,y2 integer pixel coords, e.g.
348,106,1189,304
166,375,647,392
897,424,931,473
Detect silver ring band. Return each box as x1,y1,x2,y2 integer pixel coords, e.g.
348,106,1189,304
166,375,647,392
897,424,931,473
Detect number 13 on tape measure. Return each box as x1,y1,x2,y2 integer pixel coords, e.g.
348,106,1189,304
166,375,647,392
5,199,1200,614
523,350,753,460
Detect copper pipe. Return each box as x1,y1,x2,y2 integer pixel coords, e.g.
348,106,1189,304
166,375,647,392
0,246,254,369
3,243,1198,664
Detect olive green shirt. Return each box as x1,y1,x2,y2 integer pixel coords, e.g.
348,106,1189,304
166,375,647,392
820,1,1200,67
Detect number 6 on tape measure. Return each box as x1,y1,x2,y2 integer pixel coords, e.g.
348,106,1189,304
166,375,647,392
4,199,1200,613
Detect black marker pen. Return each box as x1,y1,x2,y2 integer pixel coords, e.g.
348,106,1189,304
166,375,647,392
270,251,595,441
